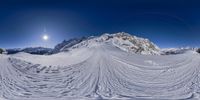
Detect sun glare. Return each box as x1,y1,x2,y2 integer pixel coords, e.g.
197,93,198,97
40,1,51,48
43,35,49,41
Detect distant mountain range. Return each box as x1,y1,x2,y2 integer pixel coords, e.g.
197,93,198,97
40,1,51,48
6,47,53,55
4,32,200,55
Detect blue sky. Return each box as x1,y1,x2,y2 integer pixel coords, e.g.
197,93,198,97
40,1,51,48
0,0,200,48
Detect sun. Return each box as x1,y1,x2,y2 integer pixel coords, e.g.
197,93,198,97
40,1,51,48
43,35,49,41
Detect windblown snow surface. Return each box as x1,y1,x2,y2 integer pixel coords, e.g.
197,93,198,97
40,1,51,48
0,43,200,100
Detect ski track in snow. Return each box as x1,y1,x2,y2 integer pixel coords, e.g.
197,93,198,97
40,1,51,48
0,43,200,100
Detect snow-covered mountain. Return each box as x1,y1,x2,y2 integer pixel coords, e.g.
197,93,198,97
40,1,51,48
52,37,87,54
62,32,160,55
6,47,52,55
5,32,160,55
5,33,200,56
161,47,199,55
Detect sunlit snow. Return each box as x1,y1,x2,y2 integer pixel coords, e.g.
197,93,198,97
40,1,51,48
0,43,200,99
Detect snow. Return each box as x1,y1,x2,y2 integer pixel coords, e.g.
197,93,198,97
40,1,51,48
64,32,161,55
6,47,52,55
52,37,87,54
0,42,200,100
161,47,198,55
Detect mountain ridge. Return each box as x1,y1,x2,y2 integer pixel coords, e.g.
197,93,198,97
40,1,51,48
64,32,161,55
4,32,200,55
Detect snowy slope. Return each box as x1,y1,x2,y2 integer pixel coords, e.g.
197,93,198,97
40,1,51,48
0,42,200,100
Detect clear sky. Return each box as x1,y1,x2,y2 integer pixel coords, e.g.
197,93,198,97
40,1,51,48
0,0,200,48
